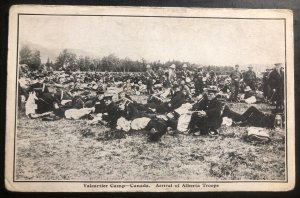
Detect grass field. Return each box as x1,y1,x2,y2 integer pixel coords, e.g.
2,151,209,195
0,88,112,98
15,101,286,181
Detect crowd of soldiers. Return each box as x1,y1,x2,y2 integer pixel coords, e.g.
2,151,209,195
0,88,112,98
18,62,285,141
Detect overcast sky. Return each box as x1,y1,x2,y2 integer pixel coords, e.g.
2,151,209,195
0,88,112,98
19,15,285,68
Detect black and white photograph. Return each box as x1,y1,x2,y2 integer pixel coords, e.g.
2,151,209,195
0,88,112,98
5,6,295,192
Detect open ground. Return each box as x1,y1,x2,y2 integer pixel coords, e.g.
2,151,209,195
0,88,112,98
15,100,286,181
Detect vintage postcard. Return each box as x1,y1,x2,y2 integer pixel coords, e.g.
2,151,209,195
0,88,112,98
5,5,295,192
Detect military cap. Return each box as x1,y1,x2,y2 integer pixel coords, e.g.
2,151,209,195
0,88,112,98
170,64,176,69
103,95,113,100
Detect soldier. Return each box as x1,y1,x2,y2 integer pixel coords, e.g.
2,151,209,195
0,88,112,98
27,92,63,120
243,65,256,91
28,74,49,96
145,64,156,94
168,64,177,83
262,68,271,102
157,67,165,83
102,95,122,128
34,92,56,115
222,105,279,128
188,90,224,136
94,91,106,114
207,70,217,86
229,65,242,102
147,85,185,114
268,63,284,111
194,72,204,97
180,79,192,101
181,64,190,79
119,98,156,120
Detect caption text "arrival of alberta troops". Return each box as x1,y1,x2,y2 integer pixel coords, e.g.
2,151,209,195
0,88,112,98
83,183,220,189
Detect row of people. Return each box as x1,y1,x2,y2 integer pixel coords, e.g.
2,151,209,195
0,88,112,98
24,79,282,141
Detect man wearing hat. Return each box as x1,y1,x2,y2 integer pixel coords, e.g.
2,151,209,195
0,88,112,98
28,74,49,96
102,95,122,128
262,68,271,102
243,65,256,91
188,90,224,136
157,67,165,83
147,84,185,114
181,64,190,79
268,63,284,111
82,90,106,111
194,72,204,97
145,64,156,94
160,84,185,113
168,64,177,83
229,65,243,102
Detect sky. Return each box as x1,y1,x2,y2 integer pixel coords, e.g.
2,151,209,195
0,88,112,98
19,15,285,70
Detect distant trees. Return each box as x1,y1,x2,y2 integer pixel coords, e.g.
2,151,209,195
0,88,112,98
19,45,41,71
77,56,96,71
44,57,54,71
101,54,120,72
19,47,235,73
55,49,77,71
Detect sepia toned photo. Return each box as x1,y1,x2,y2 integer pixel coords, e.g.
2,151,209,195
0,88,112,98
5,5,295,192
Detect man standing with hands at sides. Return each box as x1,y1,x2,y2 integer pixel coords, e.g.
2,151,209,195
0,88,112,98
268,63,284,112
243,65,256,91
145,64,156,95
229,65,243,102
168,64,177,83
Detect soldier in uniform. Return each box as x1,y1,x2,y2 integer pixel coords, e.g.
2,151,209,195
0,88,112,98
145,64,156,94
146,85,185,114
102,95,122,128
268,63,284,111
229,65,242,102
157,67,165,83
28,74,49,96
243,65,256,91
194,72,204,97
188,90,225,136
222,105,278,128
94,91,107,114
181,64,190,79
168,64,177,83
119,98,156,120
262,68,271,102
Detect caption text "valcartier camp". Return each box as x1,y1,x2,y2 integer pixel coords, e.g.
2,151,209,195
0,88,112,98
83,183,220,189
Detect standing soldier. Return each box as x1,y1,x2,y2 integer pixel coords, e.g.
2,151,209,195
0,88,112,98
268,63,284,111
243,65,257,91
145,64,156,94
157,67,165,83
194,72,204,97
229,65,243,102
168,64,177,83
262,68,271,102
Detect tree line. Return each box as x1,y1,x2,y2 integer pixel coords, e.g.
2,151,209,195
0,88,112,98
19,45,234,74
